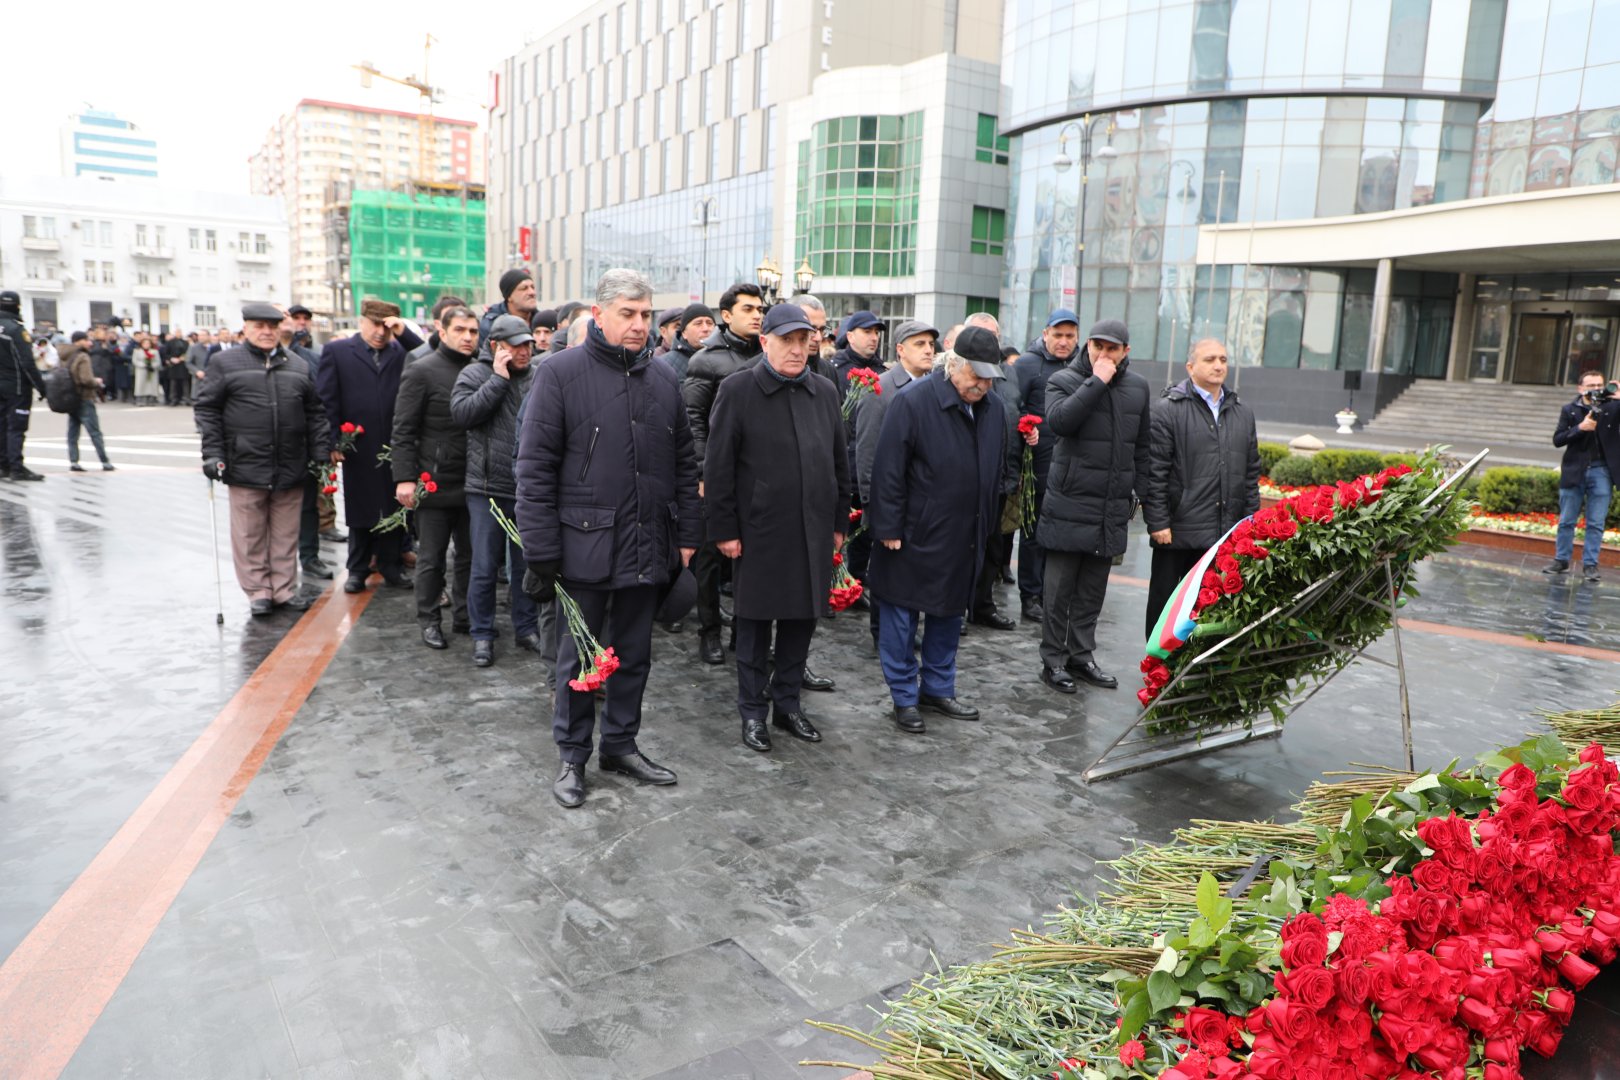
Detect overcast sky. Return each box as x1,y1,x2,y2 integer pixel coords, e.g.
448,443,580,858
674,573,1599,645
5,0,598,194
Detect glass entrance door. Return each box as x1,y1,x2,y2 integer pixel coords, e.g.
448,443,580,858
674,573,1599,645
1567,316,1616,383
1511,314,1568,385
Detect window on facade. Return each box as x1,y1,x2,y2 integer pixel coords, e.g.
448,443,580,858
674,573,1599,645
101,261,115,285
135,224,148,246
736,113,750,173
975,114,1010,165
188,228,201,250
688,20,700,72
137,266,151,285
83,261,96,283
702,69,716,125
24,215,56,239
965,296,1001,319
206,230,217,252
676,79,688,130
727,60,739,117
971,207,1005,256
194,305,217,325
685,131,697,186
238,231,251,251
739,0,752,50
255,233,268,254
99,222,113,247
755,46,769,108
799,113,925,278
712,3,726,60
155,225,166,248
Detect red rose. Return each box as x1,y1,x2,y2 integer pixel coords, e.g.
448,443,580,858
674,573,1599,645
1556,951,1599,989
1137,686,1159,706
1261,999,1317,1045
1196,587,1220,609
1220,570,1243,594
340,421,356,433
1334,960,1372,1005
355,424,364,434
1544,986,1575,1022
322,485,338,494
1280,934,1326,969
1498,762,1538,793
1282,966,1334,1011
1412,859,1456,894
1182,1007,1232,1052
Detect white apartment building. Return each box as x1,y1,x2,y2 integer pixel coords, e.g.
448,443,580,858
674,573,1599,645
249,99,485,317
0,174,289,333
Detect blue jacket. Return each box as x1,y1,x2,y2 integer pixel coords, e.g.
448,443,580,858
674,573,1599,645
867,371,1007,616
514,323,704,589
1554,396,1620,489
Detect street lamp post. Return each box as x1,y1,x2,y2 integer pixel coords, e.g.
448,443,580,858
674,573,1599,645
793,257,815,297
755,255,783,305
692,196,720,301
1051,113,1117,317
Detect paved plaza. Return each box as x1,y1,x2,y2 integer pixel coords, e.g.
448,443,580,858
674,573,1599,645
5,405,1620,1079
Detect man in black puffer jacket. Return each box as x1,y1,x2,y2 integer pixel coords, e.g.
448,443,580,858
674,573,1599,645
195,303,330,617
1034,318,1152,695
451,313,551,670
1140,338,1260,639
392,305,477,650
516,268,703,810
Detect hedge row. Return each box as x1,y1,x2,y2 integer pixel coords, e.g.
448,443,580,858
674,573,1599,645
1263,446,1420,487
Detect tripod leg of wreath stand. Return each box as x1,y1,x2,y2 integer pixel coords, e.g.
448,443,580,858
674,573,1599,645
1387,560,1413,771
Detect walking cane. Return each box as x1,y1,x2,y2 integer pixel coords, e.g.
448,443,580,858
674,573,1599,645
207,476,225,625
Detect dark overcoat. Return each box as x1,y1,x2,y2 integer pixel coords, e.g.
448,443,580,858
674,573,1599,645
867,372,1007,617
315,327,423,528
1036,353,1152,557
514,324,703,589
704,363,850,621
391,342,472,509
1141,380,1261,551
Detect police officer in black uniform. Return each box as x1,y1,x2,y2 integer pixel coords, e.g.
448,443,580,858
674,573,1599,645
0,290,48,482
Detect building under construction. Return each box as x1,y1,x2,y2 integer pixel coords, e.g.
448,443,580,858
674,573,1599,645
323,179,486,326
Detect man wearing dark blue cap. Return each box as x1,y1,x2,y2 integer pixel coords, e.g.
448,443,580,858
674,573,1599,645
1011,308,1082,622
704,303,850,752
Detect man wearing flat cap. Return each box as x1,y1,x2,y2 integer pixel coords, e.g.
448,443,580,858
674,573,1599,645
704,303,850,753
653,307,683,358
195,303,331,616
1035,318,1152,696
316,298,424,593
867,327,1009,734
478,269,538,351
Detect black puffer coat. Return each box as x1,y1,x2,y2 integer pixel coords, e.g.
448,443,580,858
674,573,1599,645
391,341,473,509
681,327,762,470
194,345,330,491
515,323,703,589
1035,353,1152,557
1140,380,1261,551
450,353,535,500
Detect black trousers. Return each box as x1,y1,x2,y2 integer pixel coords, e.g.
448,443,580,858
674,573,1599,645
972,496,1009,619
693,540,725,634
345,523,406,579
1145,546,1204,641
299,476,320,564
1039,550,1113,671
553,584,657,764
734,616,817,721
0,388,31,473
414,504,471,628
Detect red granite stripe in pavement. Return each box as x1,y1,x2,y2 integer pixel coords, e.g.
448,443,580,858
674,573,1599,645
0,587,370,1080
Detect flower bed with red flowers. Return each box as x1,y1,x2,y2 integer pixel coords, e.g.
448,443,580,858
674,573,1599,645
1139,453,1472,738
813,716,1620,1080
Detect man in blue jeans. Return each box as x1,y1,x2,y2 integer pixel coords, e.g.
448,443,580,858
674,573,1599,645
1549,368,1620,583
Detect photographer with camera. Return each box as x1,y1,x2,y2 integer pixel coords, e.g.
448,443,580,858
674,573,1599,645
1548,369,1620,582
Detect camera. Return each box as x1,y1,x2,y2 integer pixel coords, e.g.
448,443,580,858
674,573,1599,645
1581,382,1618,407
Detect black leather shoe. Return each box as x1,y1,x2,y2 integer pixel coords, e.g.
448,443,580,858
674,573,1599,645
1021,601,1044,622
69,464,86,473
303,557,334,580
600,751,677,785
742,718,772,752
773,710,822,742
893,705,926,734
919,695,979,721
1544,559,1571,575
553,762,586,808
699,631,724,665
250,598,273,617
971,611,1016,631
800,666,836,692
343,575,367,593
515,632,544,654
383,571,413,588
10,467,44,482
276,594,313,612
999,569,1016,585
421,624,448,650
473,640,494,667
1068,660,1118,689
1041,666,1078,694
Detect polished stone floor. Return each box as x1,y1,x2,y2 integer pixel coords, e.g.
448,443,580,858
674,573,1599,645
5,407,1620,1079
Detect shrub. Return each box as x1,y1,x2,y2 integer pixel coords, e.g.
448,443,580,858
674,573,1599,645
1257,442,1291,478
1268,454,1318,487
1475,466,1560,514
1310,449,1391,484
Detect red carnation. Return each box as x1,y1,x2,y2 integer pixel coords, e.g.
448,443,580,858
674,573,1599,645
1117,1039,1145,1067
1018,414,1043,436
424,480,438,493
340,421,356,433
419,471,432,482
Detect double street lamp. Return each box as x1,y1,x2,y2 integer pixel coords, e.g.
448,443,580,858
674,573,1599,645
755,255,816,305
1052,113,1117,310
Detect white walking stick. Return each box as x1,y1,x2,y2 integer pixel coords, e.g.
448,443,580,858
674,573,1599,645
207,476,225,625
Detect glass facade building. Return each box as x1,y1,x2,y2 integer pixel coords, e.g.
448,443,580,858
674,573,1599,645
794,113,926,279
1001,0,1620,392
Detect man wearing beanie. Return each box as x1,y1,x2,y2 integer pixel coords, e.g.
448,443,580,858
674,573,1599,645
663,303,714,381
530,309,559,354
477,269,538,350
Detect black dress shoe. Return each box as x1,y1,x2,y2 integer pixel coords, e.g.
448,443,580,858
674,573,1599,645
303,557,334,580
971,611,1017,631
1021,601,1044,622
473,640,494,667
1041,666,1078,694
999,569,1016,585
600,752,677,785
421,624,448,650
515,632,544,654
553,762,586,808
699,631,724,665
276,594,313,611
919,695,979,721
250,598,274,617
893,705,926,734
1068,660,1118,689
10,467,44,482
800,666,836,692
742,717,772,752
773,711,822,742
69,464,86,473
343,575,367,593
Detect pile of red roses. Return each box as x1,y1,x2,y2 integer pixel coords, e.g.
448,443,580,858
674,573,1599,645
1155,744,1620,1080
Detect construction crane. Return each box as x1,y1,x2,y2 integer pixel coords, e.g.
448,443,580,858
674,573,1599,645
354,34,441,183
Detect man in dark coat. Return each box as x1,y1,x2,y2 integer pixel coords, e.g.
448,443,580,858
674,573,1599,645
452,313,550,669
392,305,477,649
477,269,537,351
1035,318,1152,695
1141,338,1261,639
653,306,682,358
195,303,330,616
705,304,850,753
1548,368,1620,580
515,268,703,810
1012,308,1081,621
0,290,48,482
682,284,765,665
831,310,884,594
662,303,714,382
868,327,1009,734
281,314,335,582
316,298,424,592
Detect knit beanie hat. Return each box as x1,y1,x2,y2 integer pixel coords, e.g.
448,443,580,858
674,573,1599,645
498,268,532,301
677,303,715,332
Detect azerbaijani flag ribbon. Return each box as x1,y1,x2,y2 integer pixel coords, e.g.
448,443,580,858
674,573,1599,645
1144,518,1246,660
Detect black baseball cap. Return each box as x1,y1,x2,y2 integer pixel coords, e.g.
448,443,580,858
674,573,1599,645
953,327,1005,379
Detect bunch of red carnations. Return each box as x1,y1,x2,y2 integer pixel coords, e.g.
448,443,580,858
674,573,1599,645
841,367,882,419
830,547,864,611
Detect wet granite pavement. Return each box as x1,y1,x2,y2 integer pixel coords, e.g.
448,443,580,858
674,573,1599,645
6,423,1620,1078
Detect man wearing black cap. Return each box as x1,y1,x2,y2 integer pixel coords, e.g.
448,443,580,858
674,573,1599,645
195,303,330,616
0,290,48,482
1035,318,1152,695
868,327,1009,733
478,270,538,351
286,304,317,358
1012,309,1082,622
663,303,714,382
705,303,850,752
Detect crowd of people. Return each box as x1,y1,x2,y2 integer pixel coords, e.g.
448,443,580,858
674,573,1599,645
0,269,1264,810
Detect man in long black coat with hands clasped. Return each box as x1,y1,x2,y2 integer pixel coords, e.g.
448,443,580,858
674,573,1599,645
704,304,851,754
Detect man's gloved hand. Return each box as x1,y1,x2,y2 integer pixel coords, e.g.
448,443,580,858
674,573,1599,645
522,560,560,602
203,460,225,481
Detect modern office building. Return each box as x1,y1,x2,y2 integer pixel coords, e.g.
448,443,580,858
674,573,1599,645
249,100,483,318
59,110,160,182
486,0,1004,331
0,174,288,334
1001,0,1620,423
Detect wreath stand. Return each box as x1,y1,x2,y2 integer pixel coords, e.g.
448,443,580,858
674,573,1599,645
1082,450,1490,784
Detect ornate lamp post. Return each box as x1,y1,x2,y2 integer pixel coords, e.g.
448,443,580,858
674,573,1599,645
794,257,815,296
1051,113,1117,311
755,254,784,305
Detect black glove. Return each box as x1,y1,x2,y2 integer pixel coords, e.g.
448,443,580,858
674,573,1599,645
203,461,225,481
522,561,560,602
